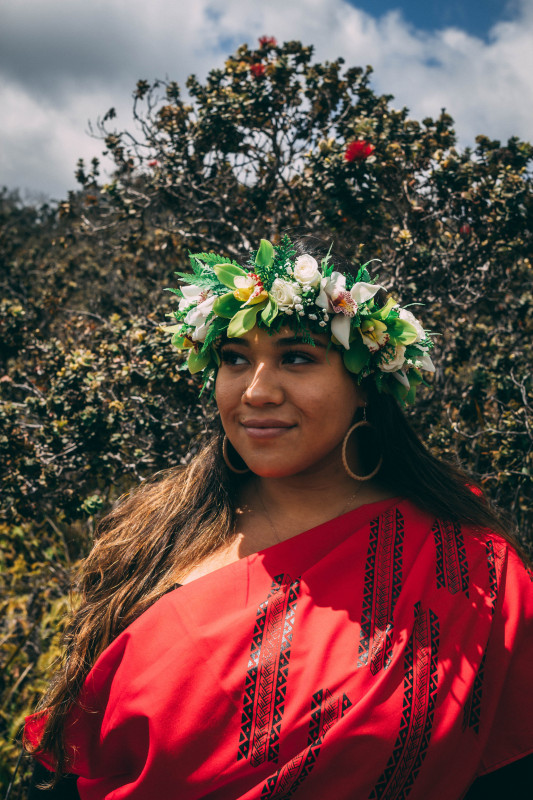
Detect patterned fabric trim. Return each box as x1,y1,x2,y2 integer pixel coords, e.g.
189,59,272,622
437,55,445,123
358,508,405,673
238,574,301,766
432,520,469,597
260,689,352,800
463,538,506,733
369,602,440,800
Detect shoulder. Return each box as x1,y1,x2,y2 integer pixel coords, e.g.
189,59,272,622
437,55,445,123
394,499,531,607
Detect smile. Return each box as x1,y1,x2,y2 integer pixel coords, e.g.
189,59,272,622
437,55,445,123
241,419,296,440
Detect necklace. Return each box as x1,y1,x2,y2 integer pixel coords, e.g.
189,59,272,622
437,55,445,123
254,481,365,544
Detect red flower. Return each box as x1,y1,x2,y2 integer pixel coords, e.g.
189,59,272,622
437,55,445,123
250,63,266,78
459,223,472,239
345,140,375,162
147,159,159,167
258,36,277,48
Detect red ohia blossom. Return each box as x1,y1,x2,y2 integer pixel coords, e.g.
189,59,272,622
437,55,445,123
258,36,277,48
250,63,266,78
459,223,472,239
345,140,375,162
147,160,159,167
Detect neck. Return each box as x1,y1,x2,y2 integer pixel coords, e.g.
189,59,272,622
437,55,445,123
239,446,388,543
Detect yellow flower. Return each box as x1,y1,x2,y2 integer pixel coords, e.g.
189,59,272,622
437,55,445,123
360,318,390,352
233,274,268,305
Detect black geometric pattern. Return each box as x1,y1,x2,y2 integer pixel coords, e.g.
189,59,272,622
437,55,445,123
237,574,301,766
463,649,486,735
369,602,440,800
463,538,505,732
432,520,469,597
260,689,352,799
485,538,505,616
358,508,404,674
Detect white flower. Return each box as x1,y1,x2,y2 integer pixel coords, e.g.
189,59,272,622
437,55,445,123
293,254,321,287
178,284,206,312
378,343,406,373
316,271,382,349
392,370,411,388
184,293,216,342
270,278,301,310
415,352,436,373
399,308,425,342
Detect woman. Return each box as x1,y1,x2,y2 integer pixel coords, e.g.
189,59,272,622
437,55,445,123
25,236,533,799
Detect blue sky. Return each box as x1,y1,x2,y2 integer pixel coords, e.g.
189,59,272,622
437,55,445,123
1,0,531,200
346,0,514,38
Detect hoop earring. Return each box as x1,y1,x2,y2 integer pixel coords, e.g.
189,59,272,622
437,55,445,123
342,421,383,481
222,436,249,474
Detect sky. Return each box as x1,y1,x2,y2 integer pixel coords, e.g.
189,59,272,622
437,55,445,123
1,0,532,202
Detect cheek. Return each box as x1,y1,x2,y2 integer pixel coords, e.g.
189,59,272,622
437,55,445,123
214,373,229,419
215,370,240,423
300,379,360,436
314,372,360,415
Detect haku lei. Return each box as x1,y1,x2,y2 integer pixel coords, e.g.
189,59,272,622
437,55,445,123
164,235,435,404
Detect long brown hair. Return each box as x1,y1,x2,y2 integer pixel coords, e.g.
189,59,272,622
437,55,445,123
27,241,525,783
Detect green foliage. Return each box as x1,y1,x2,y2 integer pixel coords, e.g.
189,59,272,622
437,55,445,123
1,37,532,795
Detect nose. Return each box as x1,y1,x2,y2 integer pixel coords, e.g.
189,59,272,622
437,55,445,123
242,361,285,406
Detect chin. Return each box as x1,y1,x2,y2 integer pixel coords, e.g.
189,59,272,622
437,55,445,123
247,461,300,479
250,467,291,479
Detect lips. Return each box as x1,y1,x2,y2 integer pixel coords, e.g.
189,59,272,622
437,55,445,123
241,419,294,428
241,419,295,439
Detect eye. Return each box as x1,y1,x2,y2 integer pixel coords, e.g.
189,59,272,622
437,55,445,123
283,350,315,365
220,349,248,366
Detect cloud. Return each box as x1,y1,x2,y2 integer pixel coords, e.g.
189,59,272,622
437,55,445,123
1,0,532,199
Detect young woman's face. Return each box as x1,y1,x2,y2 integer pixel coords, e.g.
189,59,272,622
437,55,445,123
215,327,364,479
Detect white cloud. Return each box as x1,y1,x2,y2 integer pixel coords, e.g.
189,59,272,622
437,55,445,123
1,0,532,198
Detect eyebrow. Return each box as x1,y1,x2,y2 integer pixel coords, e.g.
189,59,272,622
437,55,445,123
222,336,327,349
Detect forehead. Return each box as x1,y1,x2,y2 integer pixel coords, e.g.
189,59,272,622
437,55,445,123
222,326,330,348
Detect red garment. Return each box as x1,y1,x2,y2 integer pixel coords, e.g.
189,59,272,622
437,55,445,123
25,498,533,799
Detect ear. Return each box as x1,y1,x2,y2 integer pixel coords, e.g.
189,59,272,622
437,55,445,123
351,378,368,411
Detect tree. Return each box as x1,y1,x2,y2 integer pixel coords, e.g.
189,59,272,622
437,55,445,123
0,38,531,797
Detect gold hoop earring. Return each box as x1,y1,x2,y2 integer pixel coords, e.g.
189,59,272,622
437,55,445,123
342,421,383,481
222,436,249,474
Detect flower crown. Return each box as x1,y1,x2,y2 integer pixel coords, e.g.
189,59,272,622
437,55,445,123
165,235,435,404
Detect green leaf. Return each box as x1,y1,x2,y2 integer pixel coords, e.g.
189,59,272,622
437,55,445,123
193,252,241,267
171,333,190,348
375,296,397,320
188,348,211,374
175,270,219,290
388,319,419,345
254,239,275,268
227,303,266,337
213,292,243,319
357,259,380,282
405,369,423,404
213,263,247,289
343,335,370,374
260,297,278,326
387,377,409,405
200,316,228,353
